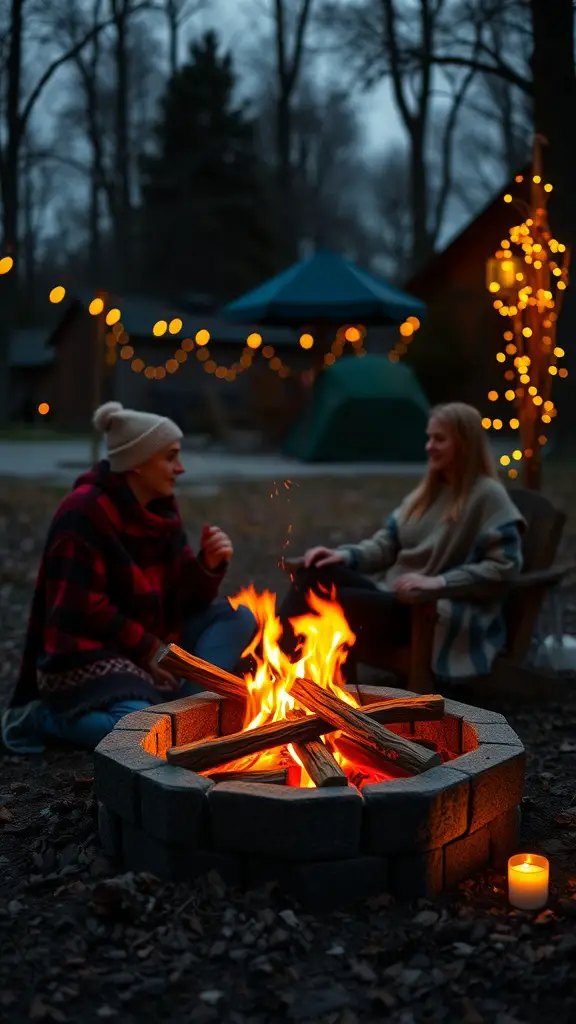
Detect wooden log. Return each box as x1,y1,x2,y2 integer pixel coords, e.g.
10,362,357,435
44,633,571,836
292,738,348,787
288,677,441,775
333,735,411,781
159,644,246,701
204,769,288,785
167,695,445,773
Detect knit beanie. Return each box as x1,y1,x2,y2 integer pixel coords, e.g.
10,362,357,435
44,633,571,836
93,401,183,473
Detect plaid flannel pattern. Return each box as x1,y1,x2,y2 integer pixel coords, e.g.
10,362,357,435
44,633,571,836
13,462,225,708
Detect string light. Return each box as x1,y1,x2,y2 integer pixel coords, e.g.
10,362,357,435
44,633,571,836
389,317,421,361
49,285,66,304
0,255,14,275
88,297,104,316
37,402,50,416
483,166,570,479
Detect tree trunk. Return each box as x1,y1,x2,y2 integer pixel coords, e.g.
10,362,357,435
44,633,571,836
0,0,24,428
112,2,132,285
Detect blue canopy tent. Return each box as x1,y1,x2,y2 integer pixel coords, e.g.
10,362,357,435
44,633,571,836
222,249,427,326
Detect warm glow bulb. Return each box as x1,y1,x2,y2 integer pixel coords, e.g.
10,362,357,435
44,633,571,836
49,285,66,304
522,327,532,338
247,333,263,349
488,390,498,402
153,320,167,337
88,297,104,316
399,322,414,337
0,255,14,275
106,308,121,326
496,352,506,363
299,333,314,350
510,418,519,430
37,402,50,416
500,455,511,466
481,417,492,429
493,419,503,430
503,194,512,204
195,329,211,346
169,318,183,335
345,326,361,342
512,450,522,461
489,282,500,293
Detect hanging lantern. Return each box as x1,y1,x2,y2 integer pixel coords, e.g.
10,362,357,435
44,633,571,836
486,255,524,295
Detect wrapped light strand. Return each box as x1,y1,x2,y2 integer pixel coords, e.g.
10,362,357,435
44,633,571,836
483,155,571,488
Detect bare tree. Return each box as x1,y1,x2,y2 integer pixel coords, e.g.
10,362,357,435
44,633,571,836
270,0,317,261
158,0,206,76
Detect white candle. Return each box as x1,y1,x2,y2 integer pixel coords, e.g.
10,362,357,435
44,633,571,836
508,853,549,910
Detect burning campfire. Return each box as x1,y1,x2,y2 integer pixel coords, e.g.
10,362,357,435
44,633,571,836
161,586,453,789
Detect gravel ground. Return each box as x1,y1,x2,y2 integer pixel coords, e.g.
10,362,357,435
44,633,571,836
2,474,576,1024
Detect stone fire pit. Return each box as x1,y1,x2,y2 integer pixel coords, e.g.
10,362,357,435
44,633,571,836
95,686,525,910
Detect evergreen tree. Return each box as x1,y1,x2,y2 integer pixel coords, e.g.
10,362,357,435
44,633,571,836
140,32,276,299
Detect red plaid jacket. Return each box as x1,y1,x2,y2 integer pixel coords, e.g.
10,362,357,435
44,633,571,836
11,462,225,712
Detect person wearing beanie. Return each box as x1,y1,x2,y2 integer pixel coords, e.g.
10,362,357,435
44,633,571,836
2,402,256,753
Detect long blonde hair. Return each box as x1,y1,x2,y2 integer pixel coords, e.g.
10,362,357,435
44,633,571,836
406,402,498,522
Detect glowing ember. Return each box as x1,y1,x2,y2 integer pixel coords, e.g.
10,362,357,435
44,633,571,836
207,585,403,788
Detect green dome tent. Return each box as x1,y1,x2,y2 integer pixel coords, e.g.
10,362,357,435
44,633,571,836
283,355,430,462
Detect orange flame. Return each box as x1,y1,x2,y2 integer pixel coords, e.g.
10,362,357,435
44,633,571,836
207,584,358,779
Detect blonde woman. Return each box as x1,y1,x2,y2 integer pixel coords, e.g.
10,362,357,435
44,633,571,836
279,402,525,681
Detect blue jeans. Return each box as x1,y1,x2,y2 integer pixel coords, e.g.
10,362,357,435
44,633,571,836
38,600,256,750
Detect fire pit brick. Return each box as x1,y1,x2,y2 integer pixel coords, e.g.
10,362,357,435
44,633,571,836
220,697,246,736
489,805,522,871
453,744,526,833
462,721,523,752
209,782,363,861
97,802,122,860
139,764,214,847
141,693,220,745
444,699,507,725
94,731,164,824
444,826,490,888
390,849,444,900
363,765,470,854
114,710,173,755
94,685,526,906
121,822,243,885
414,715,461,753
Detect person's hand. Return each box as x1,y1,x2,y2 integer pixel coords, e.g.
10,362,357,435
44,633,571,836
144,641,180,693
392,573,446,598
304,546,345,569
201,524,233,571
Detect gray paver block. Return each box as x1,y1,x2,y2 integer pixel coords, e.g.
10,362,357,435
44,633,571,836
489,805,521,871
444,826,490,888
114,710,173,755
358,684,414,703
209,782,363,860
98,802,122,859
247,856,389,912
142,692,220,745
140,764,213,847
94,730,164,823
220,697,246,736
462,721,523,752
415,715,461,754
444,698,506,725
121,822,243,885
452,744,525,833
363,765,470,854
390,848,444,901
